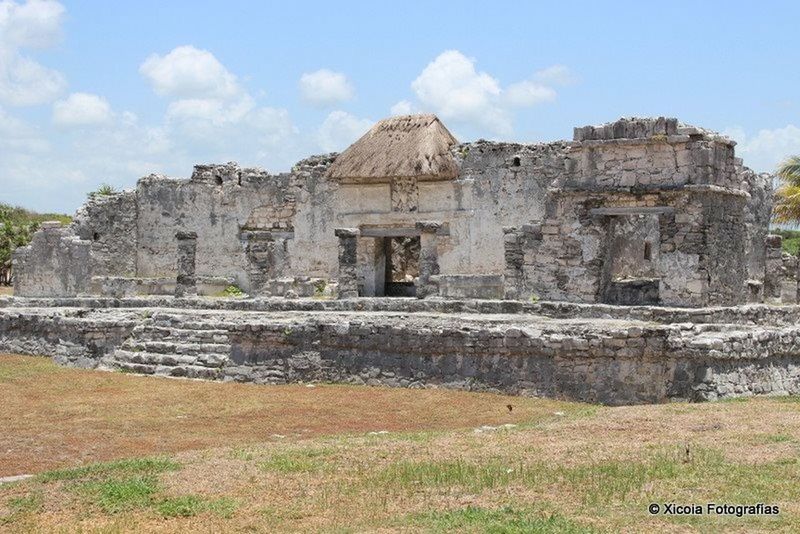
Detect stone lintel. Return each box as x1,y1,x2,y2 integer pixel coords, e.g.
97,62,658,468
590,206,674,216
334,228,360,238
359,225,450,238
240,230,295,241
176,231,198,241
415,221,442,233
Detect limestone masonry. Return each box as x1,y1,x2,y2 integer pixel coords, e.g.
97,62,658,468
4,114,799,404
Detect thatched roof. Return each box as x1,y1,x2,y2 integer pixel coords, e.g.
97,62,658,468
326,114,459,182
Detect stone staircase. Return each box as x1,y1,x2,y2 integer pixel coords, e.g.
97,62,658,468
102,311,233,379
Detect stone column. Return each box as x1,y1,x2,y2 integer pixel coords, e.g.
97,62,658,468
175,231,198,297
335,228,359,299
503,226,524,299
415,221,441,299
764,234,783,303
242,230,274,295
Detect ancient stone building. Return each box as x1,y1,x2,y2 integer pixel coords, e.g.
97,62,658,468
13,115,777,307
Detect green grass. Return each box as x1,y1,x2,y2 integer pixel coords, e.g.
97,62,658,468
80,475,159,513
37,456,180,483
758,433,794,444
401,506,594,533
0,491,44,526
373,446,723,505
6,492,44,515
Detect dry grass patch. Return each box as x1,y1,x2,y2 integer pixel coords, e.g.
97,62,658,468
0,354,578,476
2,354,800,532
0,287,12,297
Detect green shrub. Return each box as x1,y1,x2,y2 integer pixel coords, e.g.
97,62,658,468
222,285,244,297
774,229,800,256
88,183,117,199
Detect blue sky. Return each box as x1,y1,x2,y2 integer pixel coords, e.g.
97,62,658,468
2,0,799,213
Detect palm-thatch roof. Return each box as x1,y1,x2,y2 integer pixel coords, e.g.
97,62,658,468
326,114,459,182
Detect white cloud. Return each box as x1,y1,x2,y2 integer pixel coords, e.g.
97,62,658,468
725,125,800,173
53,92,113,126
139,44,300,167
140,45,240,100
390,100,414,116
409,50,566,136
411,50,509,135
317,110,371,152
0,0,64,49
533,65,578,86
299,69,354,107
0,104,47,151
0,0,67,106
505,81,556,108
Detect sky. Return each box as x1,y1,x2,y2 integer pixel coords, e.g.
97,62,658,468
1,0,800,213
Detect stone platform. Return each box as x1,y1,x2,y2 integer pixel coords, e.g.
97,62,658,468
1,296,799,405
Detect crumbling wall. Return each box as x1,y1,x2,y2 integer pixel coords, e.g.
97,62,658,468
134,157,337,292
568,118,738,189
700,190,748,305
13,222,91,297
511,117,752,307
447,141,565,274
11,115,774,306
72,191,138,277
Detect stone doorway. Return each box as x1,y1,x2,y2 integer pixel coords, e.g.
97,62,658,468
383,236,420,297
598,211,662,305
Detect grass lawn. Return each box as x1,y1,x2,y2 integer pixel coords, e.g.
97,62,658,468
1,354,799,532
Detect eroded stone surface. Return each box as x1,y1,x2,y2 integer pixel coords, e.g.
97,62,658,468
11,116,778,307
2,297,799,405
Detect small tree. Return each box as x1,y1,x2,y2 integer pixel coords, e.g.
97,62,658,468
773,156,800,224
0,207,39,285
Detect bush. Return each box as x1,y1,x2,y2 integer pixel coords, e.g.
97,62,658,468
773,229,800,256
222,285,244,297
0,203,72,285
88,183,117,199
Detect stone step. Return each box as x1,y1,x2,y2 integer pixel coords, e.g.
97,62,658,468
110,349,228,368
132,325,230,343
151,315,237,331
108,360,223,380
121,340,230,357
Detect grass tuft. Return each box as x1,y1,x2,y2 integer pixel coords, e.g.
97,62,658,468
156,495,239,518
80,475,159,514
402,506,594,533
38,456,180,483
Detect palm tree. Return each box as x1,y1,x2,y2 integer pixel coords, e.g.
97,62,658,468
773,156,800,224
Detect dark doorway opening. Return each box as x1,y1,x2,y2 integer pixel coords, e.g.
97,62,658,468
384,236,420,297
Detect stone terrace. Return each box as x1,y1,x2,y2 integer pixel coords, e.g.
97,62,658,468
2,297,799,405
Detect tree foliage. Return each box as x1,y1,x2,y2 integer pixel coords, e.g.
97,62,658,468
773,156,800,224
0,204,72,285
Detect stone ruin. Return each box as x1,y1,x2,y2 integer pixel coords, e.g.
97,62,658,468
3,114,799,405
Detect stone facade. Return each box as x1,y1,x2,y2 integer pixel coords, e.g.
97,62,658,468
13,116,775,307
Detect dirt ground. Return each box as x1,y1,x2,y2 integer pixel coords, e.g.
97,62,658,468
0,354,571,477
2,354,799,533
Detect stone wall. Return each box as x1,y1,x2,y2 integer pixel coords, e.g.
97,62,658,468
12,116,773,307
72,191,138,277
13,222,92,297
0,307,137,368
2,301,800,405
507,117,760,308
